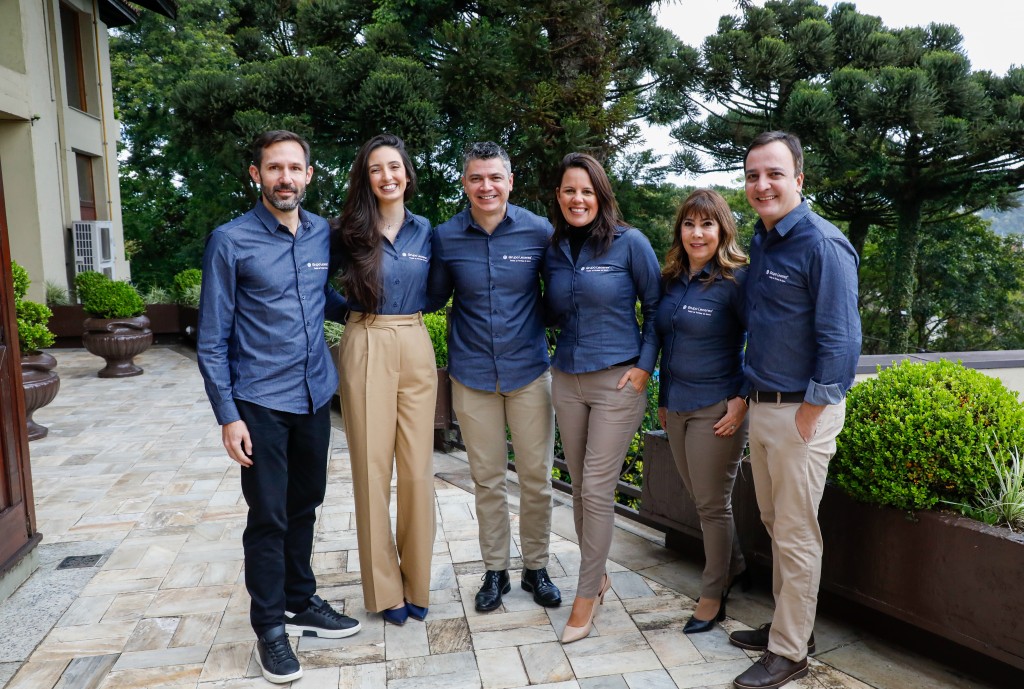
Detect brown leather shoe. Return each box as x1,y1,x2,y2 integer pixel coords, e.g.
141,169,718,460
733,651,808,689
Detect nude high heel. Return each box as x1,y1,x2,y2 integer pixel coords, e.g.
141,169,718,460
561,575,611,644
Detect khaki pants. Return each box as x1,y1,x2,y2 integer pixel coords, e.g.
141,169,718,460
664,400,747,599
451,371,555,571
552,366,646,598
748,399,846,661
339,313,437,612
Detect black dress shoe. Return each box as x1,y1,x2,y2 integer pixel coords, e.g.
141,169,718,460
683,598,726,634
521,567,562,607
475,570,510,612
729,623,816,655
733,651,808,689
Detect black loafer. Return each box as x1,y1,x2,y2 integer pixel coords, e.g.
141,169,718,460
521,567,561,607
475,570,510,612
733,651,808,689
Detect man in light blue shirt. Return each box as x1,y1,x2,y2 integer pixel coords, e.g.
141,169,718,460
428,142,561,613
729,131,861,689
198,130,359,684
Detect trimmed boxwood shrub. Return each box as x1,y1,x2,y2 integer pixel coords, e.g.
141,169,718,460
830,359,1024,511
173,268,202,306
82,280,146,319
11,260,55,353
74,271,109,304
423,311,448,368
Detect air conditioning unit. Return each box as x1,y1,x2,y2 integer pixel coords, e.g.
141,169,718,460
73,220,116,279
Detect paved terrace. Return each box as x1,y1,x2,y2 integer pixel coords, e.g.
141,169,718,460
0,347,1000,689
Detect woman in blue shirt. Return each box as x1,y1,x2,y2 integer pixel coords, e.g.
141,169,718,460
544,153,661,643
655,188,749,634
330,134,436,626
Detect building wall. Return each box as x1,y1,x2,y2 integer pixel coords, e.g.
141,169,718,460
0,0,129,304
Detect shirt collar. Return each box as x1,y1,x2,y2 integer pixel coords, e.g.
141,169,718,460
253,201,312,235
755,198,810,238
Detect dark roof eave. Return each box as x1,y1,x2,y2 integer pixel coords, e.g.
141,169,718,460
97,0,140,28
130,0,178,20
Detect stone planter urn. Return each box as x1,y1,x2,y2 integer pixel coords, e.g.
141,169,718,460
82,316,153,378
21,352,60,440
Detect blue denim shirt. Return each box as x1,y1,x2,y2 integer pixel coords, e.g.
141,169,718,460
198,203,339,425
656,267,748,412
544,227,662,374
427,204,552,393
745,200,861,405
331,211,432,315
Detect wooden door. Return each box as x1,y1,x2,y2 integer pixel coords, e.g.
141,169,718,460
0,160,40,570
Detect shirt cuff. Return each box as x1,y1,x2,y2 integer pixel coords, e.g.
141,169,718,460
804,379,846,406
213,400,241,426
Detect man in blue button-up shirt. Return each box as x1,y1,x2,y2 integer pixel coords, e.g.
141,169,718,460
198,131,359,684
729,132,861,689
428,142,561,613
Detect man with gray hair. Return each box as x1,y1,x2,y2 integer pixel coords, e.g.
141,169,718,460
428,142,561,612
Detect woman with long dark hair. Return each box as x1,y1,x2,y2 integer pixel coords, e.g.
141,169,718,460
543,153,661,643
331,134,436,626
656,188,749,634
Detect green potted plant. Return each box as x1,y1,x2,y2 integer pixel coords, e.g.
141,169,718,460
173,268,201,343
11,260,60,439
140,283,180,335
76,271,153,377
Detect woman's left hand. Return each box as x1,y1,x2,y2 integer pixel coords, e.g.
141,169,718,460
713,397,748,438
617,367,650,394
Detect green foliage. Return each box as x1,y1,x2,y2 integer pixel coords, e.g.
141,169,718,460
140,285,174,304
423,310,448,368
10,260,55,354
830,360,1024,511
74,271,110,304
950,444,1024,531
82,279,146,319
172,269,203,304
45,280,70,306
11,261,29,299
323,320,344,348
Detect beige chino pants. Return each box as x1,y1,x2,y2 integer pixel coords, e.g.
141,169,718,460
552,365,647,599
339,313,437,612
451,371,555,572
748,399,845,661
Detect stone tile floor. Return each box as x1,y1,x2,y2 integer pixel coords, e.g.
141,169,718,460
0,347,1001,689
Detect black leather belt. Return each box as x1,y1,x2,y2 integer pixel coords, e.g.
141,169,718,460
749,389,804,404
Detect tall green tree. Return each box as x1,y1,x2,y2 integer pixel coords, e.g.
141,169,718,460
661,0,1024,353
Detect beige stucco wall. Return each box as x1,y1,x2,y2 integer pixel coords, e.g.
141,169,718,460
0,0,129,304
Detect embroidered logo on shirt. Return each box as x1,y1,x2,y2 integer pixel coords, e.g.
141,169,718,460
502,254,538,263
307,262,329,270
683,305,714,317
402,252,429,262
581,265,613,273
765,269,789,283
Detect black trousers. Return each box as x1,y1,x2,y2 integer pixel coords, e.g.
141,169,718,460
236,399,331,636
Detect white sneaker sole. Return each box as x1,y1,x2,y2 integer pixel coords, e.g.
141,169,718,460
257,657,302,684
285,620,362,639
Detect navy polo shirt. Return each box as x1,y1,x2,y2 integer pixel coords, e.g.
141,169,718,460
656,267,748,412
745,200,861,405
427,204,552,393
544,226,662,374
198,202,338,425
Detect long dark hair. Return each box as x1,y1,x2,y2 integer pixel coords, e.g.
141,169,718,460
550,153,625,257
330,134,417,314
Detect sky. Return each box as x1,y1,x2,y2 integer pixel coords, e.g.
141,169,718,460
651,0,1021,186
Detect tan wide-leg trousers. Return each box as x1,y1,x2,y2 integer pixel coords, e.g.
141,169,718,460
451,371,555,571
748,399,845,661
339,313,437,612
552,365,647,599
664,400,747,599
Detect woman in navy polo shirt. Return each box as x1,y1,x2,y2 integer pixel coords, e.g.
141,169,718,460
330,134,436,626
544,153,661,643
656,188,749,634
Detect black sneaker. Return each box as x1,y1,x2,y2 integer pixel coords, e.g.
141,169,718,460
729,623,816,655
475,570,511,612
285,595,362,638
521,567,562,607
256,625,302,684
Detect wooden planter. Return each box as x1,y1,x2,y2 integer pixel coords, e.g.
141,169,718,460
82,315,153,378
20,352,60,440
144,304,181,334
639,430,1024,672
